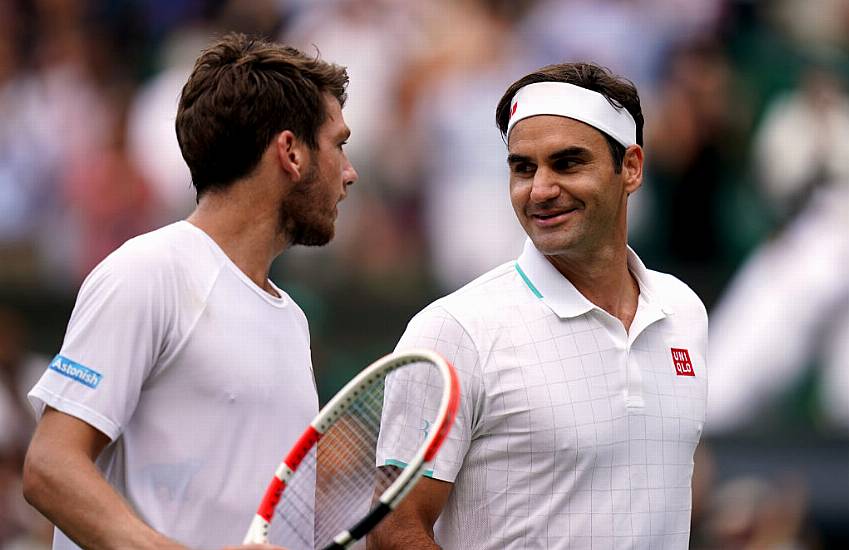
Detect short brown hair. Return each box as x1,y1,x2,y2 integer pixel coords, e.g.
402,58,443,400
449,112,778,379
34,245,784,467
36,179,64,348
176,33,348,197
495,63,643,172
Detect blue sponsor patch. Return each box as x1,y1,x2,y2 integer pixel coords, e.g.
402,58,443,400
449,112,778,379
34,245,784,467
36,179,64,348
49,355,103,389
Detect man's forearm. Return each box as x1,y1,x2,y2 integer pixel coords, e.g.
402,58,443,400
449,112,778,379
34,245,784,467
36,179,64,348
366,475,451,549
23,447,185,550
367,514,441,550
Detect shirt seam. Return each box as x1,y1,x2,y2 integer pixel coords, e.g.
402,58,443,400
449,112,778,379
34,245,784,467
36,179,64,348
148,259,225,381
180,221,288,307
428,303,490,442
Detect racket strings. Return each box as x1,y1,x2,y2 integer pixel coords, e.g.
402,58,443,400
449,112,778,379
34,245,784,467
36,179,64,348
269,378,403,550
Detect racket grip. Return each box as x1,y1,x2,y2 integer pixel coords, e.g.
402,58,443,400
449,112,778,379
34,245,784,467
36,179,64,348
243,514,270,544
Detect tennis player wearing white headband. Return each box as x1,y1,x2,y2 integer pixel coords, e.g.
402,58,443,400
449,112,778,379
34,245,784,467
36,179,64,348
373,63,708,550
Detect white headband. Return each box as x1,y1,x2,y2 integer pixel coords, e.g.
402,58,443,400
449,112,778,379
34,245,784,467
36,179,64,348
507,81,637,147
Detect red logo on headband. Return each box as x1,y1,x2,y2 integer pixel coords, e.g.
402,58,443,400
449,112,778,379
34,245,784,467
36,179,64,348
511,102,518,118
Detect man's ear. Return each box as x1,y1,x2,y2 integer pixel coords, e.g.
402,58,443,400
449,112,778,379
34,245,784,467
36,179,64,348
276,130,309,181
622,145,644,195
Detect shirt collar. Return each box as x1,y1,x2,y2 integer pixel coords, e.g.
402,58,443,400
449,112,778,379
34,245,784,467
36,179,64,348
515,238,673,319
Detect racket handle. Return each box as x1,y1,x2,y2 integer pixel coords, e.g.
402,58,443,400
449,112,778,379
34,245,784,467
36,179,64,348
243,514,270,545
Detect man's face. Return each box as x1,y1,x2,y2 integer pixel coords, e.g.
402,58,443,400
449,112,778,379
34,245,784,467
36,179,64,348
507,115,634,258
282,95,358,246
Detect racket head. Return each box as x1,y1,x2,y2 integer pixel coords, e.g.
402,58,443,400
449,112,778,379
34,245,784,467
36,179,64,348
243,348,459,549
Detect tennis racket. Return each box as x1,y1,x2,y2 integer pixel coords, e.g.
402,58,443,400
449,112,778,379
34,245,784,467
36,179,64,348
243,348,460,549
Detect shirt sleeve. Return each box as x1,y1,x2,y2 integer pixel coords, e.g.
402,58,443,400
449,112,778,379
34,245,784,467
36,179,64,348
376,305,481,483
27,248,173,441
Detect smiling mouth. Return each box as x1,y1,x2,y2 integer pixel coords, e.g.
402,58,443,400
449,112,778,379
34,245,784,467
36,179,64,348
531,208,578,221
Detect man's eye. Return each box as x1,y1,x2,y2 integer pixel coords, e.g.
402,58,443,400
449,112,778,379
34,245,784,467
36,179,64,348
512,163,534,175
553,159,579,171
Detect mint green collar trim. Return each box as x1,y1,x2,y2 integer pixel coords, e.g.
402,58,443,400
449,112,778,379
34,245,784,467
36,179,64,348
515,262,543,299
383,458,434,478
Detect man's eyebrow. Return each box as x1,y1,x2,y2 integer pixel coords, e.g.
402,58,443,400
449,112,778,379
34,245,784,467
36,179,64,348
508,146,591,165
548,146,591,162
507,153,531,165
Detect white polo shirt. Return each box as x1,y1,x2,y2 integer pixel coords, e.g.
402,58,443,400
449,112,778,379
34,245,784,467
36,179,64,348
29,221,318,550
377,239,708,549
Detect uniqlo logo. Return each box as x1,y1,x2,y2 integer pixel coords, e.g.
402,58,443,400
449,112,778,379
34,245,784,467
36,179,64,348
671,348,694,376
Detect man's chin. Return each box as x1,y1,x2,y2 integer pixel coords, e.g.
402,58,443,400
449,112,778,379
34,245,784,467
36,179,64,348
527,233,577,256
292,226,335,247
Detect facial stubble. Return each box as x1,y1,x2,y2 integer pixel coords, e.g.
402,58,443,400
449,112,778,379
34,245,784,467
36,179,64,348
279,159,336,247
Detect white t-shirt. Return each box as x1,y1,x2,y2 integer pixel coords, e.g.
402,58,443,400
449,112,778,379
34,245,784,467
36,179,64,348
29,221,319,550
377,239,708,549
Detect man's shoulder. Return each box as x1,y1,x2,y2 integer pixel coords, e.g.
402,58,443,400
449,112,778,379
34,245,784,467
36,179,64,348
87,222,223,291
110,220,201,259
645,268,708,319
430,261,525,311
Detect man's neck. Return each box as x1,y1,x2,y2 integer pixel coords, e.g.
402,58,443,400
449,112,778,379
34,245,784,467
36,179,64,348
187,184,287,295
546,244,640,332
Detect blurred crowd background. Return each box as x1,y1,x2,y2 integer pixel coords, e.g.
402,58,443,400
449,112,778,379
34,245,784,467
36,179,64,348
0,0,847,548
